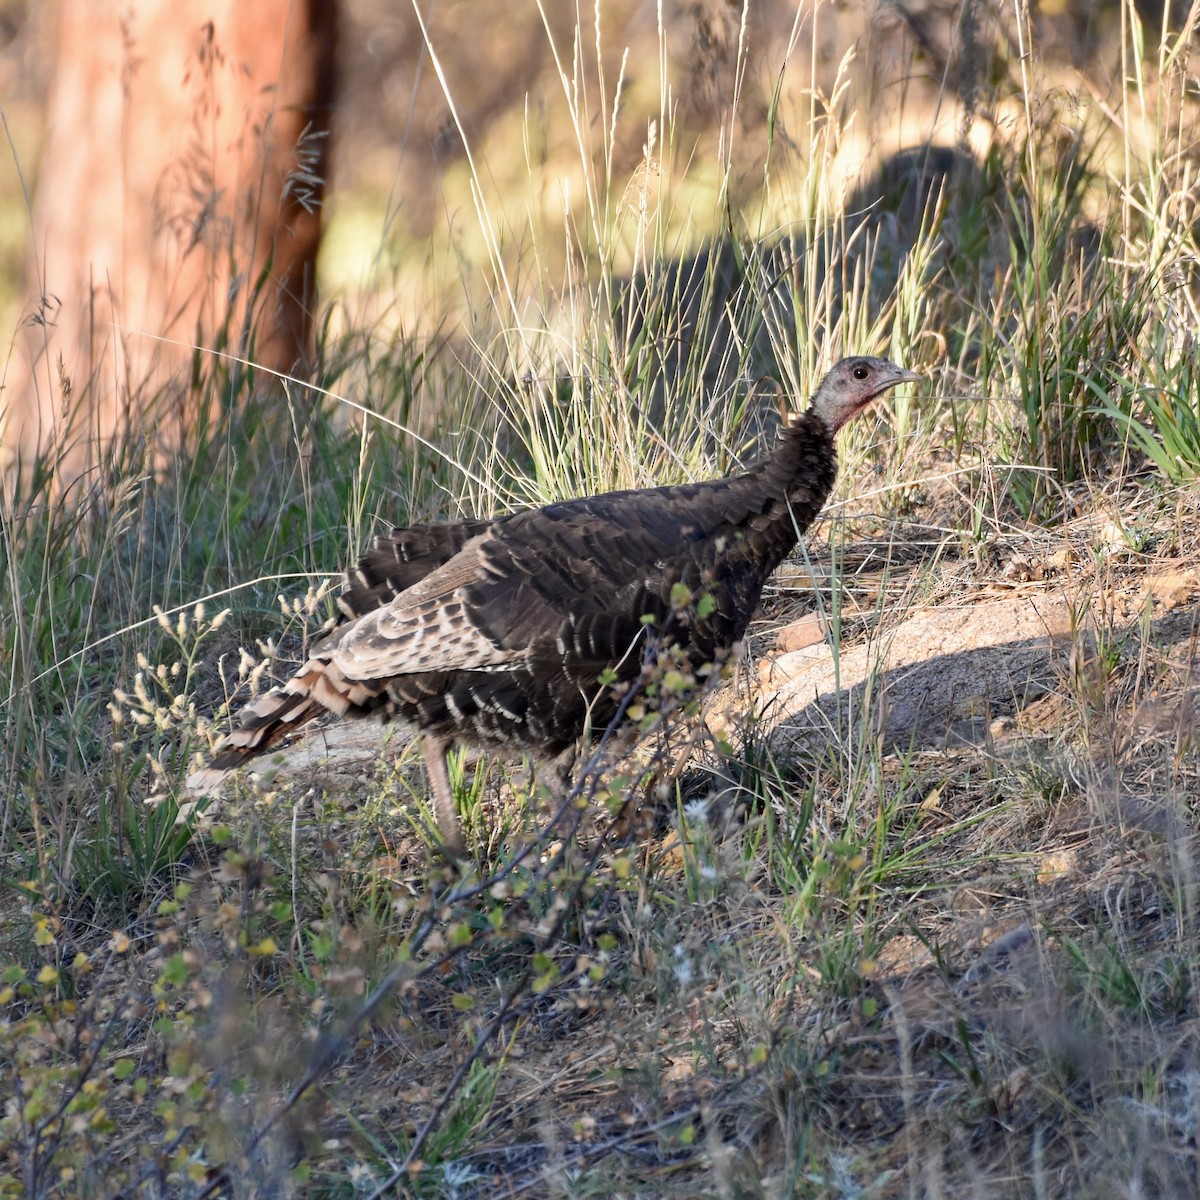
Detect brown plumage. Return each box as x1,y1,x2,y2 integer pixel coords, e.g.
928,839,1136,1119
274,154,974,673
191,356,919,855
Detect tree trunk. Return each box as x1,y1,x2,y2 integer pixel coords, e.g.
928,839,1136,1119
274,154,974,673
1,0,338,491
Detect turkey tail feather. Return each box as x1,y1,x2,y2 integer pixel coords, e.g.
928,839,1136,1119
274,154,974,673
187,656,376,789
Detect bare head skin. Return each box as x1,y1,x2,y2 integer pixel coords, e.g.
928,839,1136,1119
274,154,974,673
806,356,921,433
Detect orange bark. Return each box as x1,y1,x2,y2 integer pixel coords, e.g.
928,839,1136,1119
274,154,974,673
2,0,338,489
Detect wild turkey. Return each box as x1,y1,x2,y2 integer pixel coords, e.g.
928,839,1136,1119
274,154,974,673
191,356,918,855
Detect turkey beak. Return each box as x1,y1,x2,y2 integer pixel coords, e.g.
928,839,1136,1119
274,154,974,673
878,369,921,397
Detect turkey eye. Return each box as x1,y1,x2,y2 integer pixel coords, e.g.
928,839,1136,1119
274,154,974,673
853,365,868,380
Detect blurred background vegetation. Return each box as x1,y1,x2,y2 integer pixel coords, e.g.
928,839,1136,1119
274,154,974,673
1,0,1182,339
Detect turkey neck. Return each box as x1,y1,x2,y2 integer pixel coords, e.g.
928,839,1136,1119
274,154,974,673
704,407,840,575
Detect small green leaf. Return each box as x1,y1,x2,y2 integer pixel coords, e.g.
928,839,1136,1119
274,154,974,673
662,670,687,693
161,954,188,986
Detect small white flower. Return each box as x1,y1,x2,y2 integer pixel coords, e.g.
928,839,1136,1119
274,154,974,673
672,947,694,986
